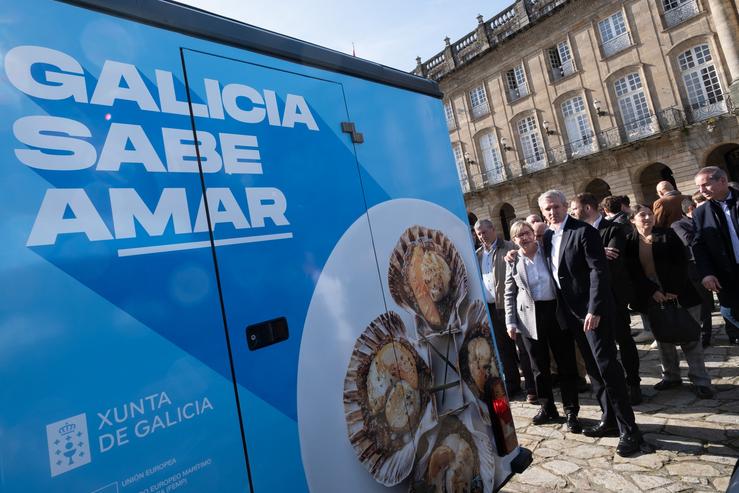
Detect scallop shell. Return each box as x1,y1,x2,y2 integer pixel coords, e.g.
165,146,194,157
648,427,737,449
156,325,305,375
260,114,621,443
388,226,469,336
344,311,433,486
408,413,495,493
458,301,502,426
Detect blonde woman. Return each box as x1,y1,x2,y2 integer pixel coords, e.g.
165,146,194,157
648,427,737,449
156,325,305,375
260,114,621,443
504,220,582,433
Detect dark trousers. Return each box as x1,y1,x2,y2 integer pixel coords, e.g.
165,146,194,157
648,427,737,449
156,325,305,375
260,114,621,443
488,303,535,396
612,301,640,386
567,311,638,435
688,261,714,341
520,300,579,414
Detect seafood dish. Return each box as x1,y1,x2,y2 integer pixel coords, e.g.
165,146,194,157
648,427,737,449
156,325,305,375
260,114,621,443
458,301,501,424
409,414,494,493
344,312,433,485
388,226,468,334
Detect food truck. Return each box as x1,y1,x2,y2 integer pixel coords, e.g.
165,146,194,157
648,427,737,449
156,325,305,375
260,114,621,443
0,1,531,491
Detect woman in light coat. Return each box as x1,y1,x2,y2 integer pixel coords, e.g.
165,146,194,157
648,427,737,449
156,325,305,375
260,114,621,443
504,220,581,432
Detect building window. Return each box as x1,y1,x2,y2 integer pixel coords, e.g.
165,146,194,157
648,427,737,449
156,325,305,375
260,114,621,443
663,0,700,28
452,143,470,192
678,44,726,122
598,11,632,57
479,132,505,184
469,85,490,119
444,101,456,130
614,72,656,141
505,65,529,103
561,96,596,157
517,116,545,171
547,41,576,82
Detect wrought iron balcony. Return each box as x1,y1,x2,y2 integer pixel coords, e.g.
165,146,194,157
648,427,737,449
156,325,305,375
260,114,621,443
664,0,700,28
601,31,632,58
460,107,688,193
507,83,530,103
471,102,491,119
550,58,576,82
686,95,728,123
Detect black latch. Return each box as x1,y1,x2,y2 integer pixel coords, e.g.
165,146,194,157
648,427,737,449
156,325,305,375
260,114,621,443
341,121,364,144
246,317,289,350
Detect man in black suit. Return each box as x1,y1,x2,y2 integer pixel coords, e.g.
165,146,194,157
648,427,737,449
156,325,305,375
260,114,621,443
671,196,715,347
601,195,630,226
539,190,647,457
693,167,739,343
570,193,641,404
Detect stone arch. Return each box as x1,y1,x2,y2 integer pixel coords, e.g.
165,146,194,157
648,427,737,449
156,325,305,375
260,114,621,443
582,178,612,203
499,203,516,240
704,143,739,182
638,163,675,205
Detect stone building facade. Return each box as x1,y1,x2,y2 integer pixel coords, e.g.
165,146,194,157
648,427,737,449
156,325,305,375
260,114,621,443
414,0,739,238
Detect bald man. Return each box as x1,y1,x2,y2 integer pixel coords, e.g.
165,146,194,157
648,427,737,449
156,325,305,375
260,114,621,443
653,181,689,228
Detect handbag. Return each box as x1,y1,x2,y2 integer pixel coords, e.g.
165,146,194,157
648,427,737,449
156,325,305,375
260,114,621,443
647,299,700,343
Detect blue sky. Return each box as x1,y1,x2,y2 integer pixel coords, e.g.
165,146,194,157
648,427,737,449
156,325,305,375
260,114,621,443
177,0,511,71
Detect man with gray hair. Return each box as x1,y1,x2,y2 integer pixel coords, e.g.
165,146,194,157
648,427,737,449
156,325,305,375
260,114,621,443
693,166,739,344
474,219,536,400
538,189,647,457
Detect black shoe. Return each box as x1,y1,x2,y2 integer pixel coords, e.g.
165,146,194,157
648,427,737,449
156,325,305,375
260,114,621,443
694,385,714,399
526,393,538,404
729,337,739,346
653,379,682,391
565,412,582,434
616,432,652,457
577,377,590,393
629,385,643,405
532,407,560,425
583,420,620,438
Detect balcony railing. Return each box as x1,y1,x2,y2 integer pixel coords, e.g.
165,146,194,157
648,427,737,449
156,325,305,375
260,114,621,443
460,107,688,193
601,31,632,58
481,167,507,186
415,0,572,81
664,0,700,28
686,96,728,123
507,83,530,103
471,102,491,119
550,58,576,82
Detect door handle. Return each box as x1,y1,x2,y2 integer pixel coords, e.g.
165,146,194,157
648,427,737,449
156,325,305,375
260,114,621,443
246,317,289,350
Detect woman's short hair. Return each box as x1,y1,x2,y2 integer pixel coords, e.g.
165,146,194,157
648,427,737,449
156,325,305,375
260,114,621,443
509,220,534,239
628,203,652,221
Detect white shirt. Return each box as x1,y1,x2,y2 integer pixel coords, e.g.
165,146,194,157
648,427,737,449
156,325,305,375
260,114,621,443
550,214,568,289
523,248,556,301
719,191,739,264
592,214,603,230
481,241,498,303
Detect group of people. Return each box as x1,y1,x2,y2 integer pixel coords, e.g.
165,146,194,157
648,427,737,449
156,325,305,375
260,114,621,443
473,166,739,458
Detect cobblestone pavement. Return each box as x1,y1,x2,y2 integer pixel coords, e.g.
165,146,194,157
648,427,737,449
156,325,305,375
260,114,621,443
502,313,739,492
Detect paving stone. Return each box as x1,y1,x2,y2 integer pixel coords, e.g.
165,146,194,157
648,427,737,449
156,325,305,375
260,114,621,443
712,477,730,491
515,465,567,489
541,459,579,476
532,447,560,458
643,433,704,454
613,451,669,470
630,473,672,490
664,419,726,442
567,444,613,459
665,461,722,477
705,413,739,425
586,469,640,492
525,426,564,440
704,443,739,457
